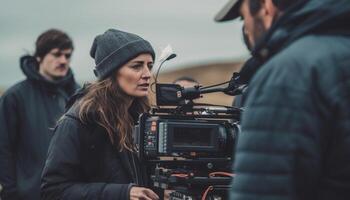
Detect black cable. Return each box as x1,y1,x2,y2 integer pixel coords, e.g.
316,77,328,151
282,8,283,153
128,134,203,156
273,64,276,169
151,54,176,94
154,59,167,85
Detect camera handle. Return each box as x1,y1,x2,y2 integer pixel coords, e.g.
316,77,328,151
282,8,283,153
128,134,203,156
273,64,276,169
180,72,247,100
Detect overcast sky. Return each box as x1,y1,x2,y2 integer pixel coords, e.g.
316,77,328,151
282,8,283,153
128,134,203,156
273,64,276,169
0,0,248,87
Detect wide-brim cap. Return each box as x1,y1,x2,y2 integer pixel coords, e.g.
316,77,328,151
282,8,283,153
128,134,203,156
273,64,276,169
214,0,242,22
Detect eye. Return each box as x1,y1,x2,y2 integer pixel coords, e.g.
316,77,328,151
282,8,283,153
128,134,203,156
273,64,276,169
64,53,72,59
51,52,61,57
131,64,143,70
148,63,154,70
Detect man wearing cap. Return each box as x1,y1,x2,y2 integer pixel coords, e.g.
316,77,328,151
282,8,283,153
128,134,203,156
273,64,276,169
0,29,79,200
215,0,350,199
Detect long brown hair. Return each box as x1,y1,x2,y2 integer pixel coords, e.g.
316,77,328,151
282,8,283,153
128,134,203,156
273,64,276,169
78,76,150,151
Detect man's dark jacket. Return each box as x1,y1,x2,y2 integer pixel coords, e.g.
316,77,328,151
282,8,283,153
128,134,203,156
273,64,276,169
0,56,79,200
231,0,350,200
40,89,146,200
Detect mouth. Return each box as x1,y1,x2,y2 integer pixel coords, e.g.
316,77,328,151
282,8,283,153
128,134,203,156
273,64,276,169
56,65,68,71
138,83,149,87
138,83,150,90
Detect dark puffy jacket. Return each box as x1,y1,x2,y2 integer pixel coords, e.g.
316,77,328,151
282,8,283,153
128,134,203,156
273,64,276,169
40,89,146,200
0,56,79,200
231,0,350,200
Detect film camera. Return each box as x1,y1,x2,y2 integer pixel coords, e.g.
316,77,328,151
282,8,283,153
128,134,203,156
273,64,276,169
135,76,245,199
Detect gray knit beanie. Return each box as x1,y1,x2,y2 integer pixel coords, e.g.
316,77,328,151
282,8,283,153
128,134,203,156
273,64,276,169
90,29,155,80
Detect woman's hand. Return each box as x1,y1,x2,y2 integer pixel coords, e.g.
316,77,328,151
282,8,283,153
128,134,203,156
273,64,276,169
164,190,174,200
130,186,159,200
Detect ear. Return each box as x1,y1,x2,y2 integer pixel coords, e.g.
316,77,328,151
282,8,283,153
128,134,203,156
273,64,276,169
260,0,279,28
36,57,41,63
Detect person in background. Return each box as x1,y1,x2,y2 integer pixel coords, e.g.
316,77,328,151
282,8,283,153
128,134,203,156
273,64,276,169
173,76,199,88
41,29,159,200
173,76,199,105
0,29,79,200
215,0,350,199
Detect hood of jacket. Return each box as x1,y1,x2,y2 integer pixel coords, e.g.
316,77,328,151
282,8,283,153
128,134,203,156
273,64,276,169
238,0,350,84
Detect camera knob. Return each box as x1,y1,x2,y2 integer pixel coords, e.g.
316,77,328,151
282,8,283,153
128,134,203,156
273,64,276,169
207,162,214,169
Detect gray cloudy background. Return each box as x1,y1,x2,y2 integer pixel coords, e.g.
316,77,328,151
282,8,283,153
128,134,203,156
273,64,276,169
0,0,248,88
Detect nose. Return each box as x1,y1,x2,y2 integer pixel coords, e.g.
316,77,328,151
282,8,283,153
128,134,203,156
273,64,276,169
59,55,69,64
141,65,151,79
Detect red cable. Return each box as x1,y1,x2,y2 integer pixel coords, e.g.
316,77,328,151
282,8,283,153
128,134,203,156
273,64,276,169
209,172,235,177
201,186,214,200
171,174,188,178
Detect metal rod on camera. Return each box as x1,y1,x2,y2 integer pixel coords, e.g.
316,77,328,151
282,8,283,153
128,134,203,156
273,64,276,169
181,86,226,100
199,87,226,94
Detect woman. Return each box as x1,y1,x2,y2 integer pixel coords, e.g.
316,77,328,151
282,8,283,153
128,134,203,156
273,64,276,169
41,29,159,200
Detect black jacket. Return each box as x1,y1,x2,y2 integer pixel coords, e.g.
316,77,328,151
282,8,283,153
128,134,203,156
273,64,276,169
40,89,145,200
0,56,79,200
231,0,350,200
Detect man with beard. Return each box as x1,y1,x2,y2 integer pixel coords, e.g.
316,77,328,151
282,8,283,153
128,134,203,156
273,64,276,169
0,29,79,200
215,0,350,199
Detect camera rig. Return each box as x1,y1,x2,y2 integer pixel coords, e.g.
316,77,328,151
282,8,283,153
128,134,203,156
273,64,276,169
135,74,246,199
135,49,246,199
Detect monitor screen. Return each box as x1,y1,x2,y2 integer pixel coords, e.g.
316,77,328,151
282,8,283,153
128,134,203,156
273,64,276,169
172,127,212,147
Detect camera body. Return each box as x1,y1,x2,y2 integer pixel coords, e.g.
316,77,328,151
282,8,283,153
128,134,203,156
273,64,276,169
136,108,240,199
135,82,242,199
140,115,236,159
